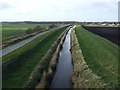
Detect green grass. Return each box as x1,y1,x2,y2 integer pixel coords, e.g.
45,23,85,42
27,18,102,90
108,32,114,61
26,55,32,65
75,25,119,88
2,25,68,88
1,24,49,41
2,34,36,49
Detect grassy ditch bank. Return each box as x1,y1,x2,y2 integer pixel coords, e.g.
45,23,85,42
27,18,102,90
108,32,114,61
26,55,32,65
36,26,71,88
2,25,70,88
73,25,119,88
71,29,106,88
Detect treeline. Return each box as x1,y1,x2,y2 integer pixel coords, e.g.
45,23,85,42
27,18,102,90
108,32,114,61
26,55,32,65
2,21,77,24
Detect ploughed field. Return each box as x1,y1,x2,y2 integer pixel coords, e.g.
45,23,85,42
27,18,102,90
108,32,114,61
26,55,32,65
82,26,120,46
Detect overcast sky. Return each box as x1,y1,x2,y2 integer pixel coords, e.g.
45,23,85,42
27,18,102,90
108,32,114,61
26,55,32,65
0,0,119,22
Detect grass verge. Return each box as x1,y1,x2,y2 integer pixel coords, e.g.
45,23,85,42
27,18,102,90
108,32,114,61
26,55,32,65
74,25,119,88
71,28,106,88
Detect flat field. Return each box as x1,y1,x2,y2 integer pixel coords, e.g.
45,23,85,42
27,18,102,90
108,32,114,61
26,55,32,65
75,25,119,88
1,24,49,41
83,25,120,45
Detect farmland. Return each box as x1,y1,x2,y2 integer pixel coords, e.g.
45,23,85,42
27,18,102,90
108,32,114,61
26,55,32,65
1,23,119,89
2,24,49,41
72,25,119,88
2,25,69,88
1,24,62,49
1,24,61,41
82,25,120,45
1,0,119,88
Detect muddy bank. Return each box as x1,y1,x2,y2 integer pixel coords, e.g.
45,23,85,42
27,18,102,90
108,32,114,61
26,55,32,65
34,26,72,88
82,26,120,46
70,30,106,88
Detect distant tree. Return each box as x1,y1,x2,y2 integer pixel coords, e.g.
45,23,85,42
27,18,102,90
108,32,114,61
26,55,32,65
34,26,45,32
26,28,34,34
26,26,45,34
49,24,57,29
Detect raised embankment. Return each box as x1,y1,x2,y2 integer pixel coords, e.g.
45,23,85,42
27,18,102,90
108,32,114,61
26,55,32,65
70,25,119,88
2,25,70,88
70,29,106,88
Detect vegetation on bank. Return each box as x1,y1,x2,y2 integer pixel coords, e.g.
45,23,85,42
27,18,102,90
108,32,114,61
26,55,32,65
2,24,62,41
74,25,119,88
2,24,63,49
71,29,106,88
2,25,69,88
25,24,58,34
35,27,70,88
2,24,46,41
2,33,38,49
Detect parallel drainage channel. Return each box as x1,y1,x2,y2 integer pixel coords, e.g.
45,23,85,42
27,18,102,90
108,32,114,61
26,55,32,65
50,28,73,88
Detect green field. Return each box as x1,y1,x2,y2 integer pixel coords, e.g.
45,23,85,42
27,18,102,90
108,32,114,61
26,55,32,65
2,25,69,88
1,24,49,41
75,25,119,88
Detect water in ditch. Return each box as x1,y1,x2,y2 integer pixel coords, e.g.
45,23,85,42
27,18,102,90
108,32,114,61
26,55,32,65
50,28,73,88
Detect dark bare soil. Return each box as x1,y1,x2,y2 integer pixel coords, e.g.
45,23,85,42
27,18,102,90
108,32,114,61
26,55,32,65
82,26,120,46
